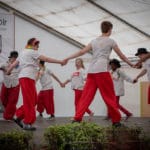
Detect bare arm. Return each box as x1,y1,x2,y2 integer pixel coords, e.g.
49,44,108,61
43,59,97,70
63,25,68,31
35,71,41,82
39,55,65,65
63,79,71,85
113,45,133,67
65,44,92,61
133,69,147,82
6,60,19,75
51,73,64,87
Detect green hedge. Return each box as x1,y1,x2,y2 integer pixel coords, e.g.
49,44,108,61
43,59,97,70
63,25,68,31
0,130,33,150
44,122,150,150
44,122,107,150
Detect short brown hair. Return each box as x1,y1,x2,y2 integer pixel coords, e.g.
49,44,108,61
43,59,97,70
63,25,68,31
27,38,36,46
101,21,113,33
27,38,39,46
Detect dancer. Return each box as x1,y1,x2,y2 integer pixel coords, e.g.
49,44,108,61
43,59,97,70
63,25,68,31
105,59,133,121
135,52,150,68
7,38,66,130
133,48,150,104
36,60,63,120
63,58,94,120
63,21,133,127
0,51,20,120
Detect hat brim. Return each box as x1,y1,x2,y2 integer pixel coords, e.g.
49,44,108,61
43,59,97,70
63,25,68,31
135,53,139,56
135,51,148,56
8,56,18,58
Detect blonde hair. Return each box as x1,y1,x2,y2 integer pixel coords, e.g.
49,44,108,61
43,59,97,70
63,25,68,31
75,58,85,69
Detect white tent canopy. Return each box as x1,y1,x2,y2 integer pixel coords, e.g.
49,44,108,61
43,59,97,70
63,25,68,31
1,0,150,58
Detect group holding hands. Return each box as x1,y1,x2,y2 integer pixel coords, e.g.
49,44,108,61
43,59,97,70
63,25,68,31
0,21,149,130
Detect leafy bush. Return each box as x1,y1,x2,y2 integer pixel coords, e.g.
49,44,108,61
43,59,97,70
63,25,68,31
44,122,107,150
44,122,150,150
0,130,33,150
105,126,143,150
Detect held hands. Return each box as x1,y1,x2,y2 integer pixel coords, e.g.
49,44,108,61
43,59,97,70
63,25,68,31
60,82,65,88
60,82,68,88
133,78,138,83
60,59,69,66
133,62,142,69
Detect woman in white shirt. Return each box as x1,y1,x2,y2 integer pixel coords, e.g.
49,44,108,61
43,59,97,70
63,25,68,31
134,48,150,104
7,38,65,130
63,58,94,119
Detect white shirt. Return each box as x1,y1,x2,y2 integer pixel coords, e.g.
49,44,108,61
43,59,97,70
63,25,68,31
111,68,133,96
0,61,20,88
18,49,40,80
39,68,53,91
70,68,86,90
88,36,117,73
143,58,150,81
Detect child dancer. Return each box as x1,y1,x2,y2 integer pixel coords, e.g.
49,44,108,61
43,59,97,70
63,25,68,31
63,58,94,120
36,60,63,120
63,21,133,127
135,52,150,68
0,51,20,120
105,59,133,121
133,48,150,104
7,38,66,130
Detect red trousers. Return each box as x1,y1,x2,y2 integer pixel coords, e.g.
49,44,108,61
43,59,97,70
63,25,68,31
148,85,150,104
16,78,37,124
37,89,54,115
74,72,121,123
1,84,20,120
108,96,132,117
116,96,132,116
74,89,92,114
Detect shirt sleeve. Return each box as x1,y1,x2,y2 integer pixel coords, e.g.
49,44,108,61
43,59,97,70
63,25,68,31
47,68,53,75
31,50,41,59
118,69,133,83
111,38,117,48
81,69,87,80
0,63,5,68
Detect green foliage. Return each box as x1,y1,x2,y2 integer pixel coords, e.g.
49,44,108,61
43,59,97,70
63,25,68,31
105,125,143,150
0,130,33,150
44,122,150,150
44,122,107,150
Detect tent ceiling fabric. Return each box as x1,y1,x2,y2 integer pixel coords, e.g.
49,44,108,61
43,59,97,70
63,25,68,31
1,0,150,58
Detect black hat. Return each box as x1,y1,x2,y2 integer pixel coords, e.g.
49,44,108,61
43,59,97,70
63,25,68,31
135,48,148,56
109,59,121,68
8,51,18,58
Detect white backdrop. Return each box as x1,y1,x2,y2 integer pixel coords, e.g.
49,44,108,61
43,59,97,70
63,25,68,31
0,9,15,90
0,7,148,117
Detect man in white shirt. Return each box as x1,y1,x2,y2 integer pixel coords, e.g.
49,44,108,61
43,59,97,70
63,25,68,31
63,21,133,127
134,48,150,104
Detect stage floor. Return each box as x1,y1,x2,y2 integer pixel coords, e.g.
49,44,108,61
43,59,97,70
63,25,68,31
0,114,150,149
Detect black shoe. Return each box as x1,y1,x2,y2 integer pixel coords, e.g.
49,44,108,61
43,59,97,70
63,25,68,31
124,113,132,121
39,113,43,117
112,122,122,128
13,118,23,128
46,116,55,120
23,124,36,131
72,120,81,123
